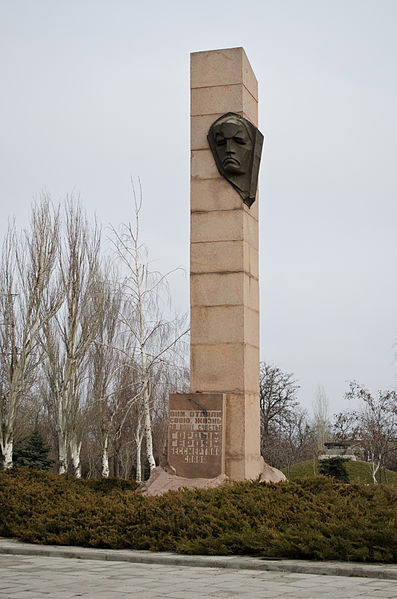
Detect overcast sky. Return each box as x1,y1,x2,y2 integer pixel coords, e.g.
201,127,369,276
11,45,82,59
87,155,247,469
1,0,396,416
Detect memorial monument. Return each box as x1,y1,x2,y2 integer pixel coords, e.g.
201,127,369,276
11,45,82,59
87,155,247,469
143,47,285,495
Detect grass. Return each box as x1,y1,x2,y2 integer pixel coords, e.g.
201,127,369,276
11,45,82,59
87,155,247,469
282,459,397,485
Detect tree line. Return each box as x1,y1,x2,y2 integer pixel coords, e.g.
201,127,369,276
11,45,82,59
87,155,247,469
260,364,396,481
0,195,188,480
1,197,395,481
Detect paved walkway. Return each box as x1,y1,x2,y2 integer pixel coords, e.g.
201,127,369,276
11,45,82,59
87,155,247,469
1,553,397,598
0,539,396,598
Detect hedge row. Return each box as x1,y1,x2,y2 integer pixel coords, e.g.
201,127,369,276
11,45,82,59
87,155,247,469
0,469,396,562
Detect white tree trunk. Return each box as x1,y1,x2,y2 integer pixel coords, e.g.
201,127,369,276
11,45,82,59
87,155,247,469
58,434,68,474
70,439,82,478
135,416,143,483
143,388,156,473
371,455,380,484
101,435,110,478
136,439,142,483
2,439,13,469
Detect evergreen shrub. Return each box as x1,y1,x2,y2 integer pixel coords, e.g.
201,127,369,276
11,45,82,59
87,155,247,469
13,431,55,471
0,469,396,562
318,457,350,483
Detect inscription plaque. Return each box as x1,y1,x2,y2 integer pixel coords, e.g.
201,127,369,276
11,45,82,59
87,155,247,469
168,393,226,478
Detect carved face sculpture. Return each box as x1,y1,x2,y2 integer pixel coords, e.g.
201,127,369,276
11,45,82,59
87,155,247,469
207,113,264,208
212,118,253,175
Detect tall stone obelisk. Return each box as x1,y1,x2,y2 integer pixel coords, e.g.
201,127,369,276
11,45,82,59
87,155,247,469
144,47,285,494
189,47,263,480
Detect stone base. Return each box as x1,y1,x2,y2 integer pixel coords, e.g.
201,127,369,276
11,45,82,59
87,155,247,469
258,458,287,483
139,467,228,496
140,462,286,497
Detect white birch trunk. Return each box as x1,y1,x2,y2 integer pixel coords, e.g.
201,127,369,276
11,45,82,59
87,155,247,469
136,438,142,483
57,395,68,474
143,387,156,473
2,439,13,469
58,434,68,474
135,416,144,483
70,439,82,478
101,434,110,478
371,455,380,484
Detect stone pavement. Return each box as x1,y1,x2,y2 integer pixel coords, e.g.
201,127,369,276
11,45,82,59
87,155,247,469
1,539,396,580
1,553,397,599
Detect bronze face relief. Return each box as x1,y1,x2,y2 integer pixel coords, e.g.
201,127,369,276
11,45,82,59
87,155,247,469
207,112,264,208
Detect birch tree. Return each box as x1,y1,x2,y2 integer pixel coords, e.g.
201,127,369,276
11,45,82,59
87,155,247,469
112,186,188,478
88,273,142,478
0,201,60,468
41,201,101,476
107,361,142,478
90,276,121,477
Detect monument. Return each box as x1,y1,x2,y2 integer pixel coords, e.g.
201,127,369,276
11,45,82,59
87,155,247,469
143,47,285,495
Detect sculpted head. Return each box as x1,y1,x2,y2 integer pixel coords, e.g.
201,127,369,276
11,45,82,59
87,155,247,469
211,115,253,174
207,113,264,208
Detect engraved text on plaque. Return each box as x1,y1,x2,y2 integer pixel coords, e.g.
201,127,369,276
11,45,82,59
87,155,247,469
168,393,226,478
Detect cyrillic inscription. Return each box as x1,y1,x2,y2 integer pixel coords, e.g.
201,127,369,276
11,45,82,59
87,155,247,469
169,409,222,464
168,394,225,477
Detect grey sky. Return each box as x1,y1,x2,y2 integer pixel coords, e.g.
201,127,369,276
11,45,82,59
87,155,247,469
1,0,396,416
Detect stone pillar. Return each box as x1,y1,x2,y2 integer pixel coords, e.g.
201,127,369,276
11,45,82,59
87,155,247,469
190,47,263,480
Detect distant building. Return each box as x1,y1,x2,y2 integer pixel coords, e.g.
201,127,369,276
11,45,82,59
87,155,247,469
318,441,362,461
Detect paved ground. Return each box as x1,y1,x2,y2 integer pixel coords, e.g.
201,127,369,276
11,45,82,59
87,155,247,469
1,553,397,599
1,539,396,580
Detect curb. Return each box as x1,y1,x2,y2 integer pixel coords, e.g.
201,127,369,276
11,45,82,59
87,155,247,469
0,539,396,580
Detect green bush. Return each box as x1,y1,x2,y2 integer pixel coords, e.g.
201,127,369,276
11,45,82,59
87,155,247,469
0,469,396,562
12,431,54,471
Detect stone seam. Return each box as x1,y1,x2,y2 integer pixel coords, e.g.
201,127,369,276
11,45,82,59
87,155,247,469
190,83,258,107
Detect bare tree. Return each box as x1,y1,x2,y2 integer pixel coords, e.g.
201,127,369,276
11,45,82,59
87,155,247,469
151,357,189,468
0,200,60,469
89,270,124,477
112,184,188,478
91,328,143,478
41,201,101,476
1,193,189,478
312,385,331,454
260,363,299,435
281,407,316,476
259,362,302,468
343,382,397,483
130,394,145,481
